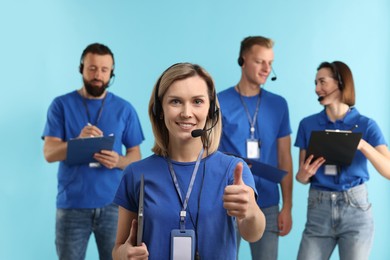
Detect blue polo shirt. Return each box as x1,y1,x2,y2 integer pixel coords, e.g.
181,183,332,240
42,91,145,208
294,107,387,191
218,87,291,208
114,152,257,260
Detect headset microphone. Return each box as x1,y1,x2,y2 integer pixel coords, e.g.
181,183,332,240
271,68,277,81
317,97,324,102
191,110,219,138
317,88,339,102
191,129,206,138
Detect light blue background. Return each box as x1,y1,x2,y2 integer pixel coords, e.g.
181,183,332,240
1,1,389,259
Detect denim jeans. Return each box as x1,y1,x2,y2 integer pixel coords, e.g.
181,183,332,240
297,184,373,260
55,204,118,260
237,205,279,260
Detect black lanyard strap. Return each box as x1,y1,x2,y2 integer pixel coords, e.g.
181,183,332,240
81,93,107,126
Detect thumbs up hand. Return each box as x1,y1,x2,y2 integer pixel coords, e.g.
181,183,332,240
223,162,266,243
118,219,149,260
233,162,245,185
223,162,252,220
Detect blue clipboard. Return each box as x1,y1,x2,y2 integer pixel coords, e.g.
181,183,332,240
65,135,115,165
224,153,287,183
244,158,287,183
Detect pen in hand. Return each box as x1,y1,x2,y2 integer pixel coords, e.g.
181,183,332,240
87,123,94,137
86,123,103,137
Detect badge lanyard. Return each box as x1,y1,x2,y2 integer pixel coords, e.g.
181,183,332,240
81,93,107,168
237,85,262,159
237,85,261,139
81,94,107,126
167,148,204,231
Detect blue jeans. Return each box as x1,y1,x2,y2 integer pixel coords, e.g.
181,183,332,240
55,204,118,260
237,205,279,260
297,184,373,260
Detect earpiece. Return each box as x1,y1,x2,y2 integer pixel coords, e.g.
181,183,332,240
208,98,218,120
331,62,344,90
237,57,244,67
336,71,344,90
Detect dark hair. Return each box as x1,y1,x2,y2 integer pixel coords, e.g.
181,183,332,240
317,61,355,106
80,43,115,67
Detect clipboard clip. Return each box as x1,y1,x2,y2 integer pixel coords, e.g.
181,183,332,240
325,124,358,134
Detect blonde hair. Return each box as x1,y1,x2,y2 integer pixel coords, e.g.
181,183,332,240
239,36,274,58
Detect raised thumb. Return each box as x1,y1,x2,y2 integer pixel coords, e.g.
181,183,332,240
233,162,244,185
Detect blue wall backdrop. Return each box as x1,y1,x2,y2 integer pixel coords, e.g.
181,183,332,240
1,1,389,259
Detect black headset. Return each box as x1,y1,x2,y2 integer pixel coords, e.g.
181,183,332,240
79,60,115,79
237,56,245,67
331,62,344,90
79,65,115,79
152,63,218,121
79,44,115,79
238,53,277,81
237,36,251,67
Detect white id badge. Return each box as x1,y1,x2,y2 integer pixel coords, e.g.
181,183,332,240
170,229,195,260
324,165,338,176
89,162,101,168
247,139,260,159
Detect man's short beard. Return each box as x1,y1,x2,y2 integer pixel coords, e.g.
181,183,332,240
83,78,110,97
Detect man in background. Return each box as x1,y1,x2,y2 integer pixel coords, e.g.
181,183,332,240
42,43,144,260
218,36,293,260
